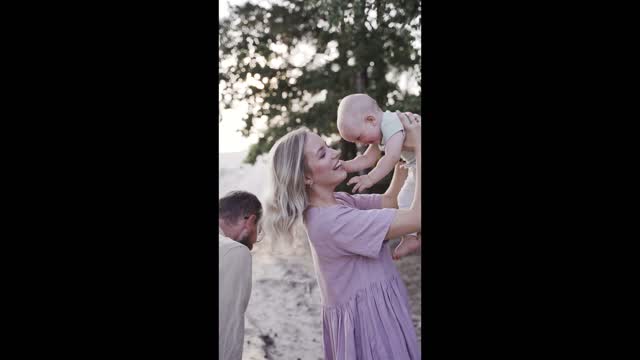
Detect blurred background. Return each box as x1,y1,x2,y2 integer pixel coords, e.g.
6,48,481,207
219,1,422,358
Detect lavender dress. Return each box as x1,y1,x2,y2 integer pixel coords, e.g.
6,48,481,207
304,192,420,360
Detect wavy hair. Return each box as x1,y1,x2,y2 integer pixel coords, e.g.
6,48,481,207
262,127,311,252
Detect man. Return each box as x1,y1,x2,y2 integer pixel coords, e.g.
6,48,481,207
218,190,262,360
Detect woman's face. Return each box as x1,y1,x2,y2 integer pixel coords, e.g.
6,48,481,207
303,132,347,187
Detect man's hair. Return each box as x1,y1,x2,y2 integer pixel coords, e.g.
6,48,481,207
219,191,263,224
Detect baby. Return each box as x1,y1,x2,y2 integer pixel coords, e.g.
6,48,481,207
337,93,421,260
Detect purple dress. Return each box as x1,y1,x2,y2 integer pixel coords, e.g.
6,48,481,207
304,192,420,360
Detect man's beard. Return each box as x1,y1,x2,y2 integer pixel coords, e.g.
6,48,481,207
238,234,252,250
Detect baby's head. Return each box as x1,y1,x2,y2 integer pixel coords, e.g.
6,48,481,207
337,94,383,145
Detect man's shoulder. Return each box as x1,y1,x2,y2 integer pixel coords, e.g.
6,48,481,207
219,235,250,258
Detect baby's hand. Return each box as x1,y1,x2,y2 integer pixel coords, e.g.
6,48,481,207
347,174,375,193
341,161,355,173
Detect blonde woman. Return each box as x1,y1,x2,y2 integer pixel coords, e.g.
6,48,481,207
263,112,422,359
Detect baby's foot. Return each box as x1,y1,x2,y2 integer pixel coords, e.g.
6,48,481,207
393,235,421,260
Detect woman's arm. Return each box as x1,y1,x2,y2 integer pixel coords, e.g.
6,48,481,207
384,112,422,240
381,161,409,208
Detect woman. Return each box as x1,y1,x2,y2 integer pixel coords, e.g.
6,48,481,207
263,112,422,359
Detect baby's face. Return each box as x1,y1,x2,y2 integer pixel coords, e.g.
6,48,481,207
342,117,381,145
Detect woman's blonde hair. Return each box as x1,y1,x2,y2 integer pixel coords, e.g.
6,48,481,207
262,127,311,253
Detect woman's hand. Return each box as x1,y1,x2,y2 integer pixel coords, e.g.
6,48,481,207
396,111,421,149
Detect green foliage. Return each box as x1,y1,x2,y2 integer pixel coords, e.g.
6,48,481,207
220,0,421,181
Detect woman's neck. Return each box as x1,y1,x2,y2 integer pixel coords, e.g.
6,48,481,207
307,185,339,208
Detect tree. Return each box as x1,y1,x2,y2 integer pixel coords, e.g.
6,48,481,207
219,0,421,190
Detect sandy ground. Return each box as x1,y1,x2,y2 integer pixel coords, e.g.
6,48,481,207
220,152,421,359
241,245,323,360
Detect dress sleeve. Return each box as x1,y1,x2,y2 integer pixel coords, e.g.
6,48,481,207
329,205,397,258
335,192,383,210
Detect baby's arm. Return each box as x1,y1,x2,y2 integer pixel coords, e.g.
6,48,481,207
348,132,404,193
367,132,404,184
342,144,381,173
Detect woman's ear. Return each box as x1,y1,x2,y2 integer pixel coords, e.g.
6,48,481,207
304,173,314,186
